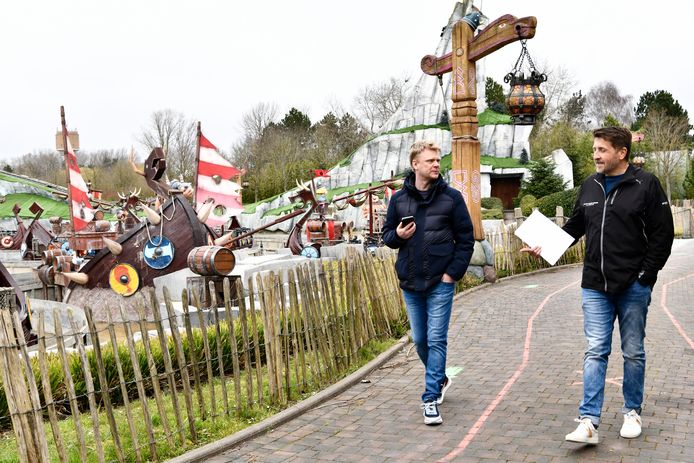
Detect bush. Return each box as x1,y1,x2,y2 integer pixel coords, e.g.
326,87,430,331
481,197,504,211
520,194,537,216
536,187,580,217
482,209,503,219
519,159,567,199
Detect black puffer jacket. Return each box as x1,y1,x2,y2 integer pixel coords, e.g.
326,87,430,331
382,172,474,291
563,164,674,294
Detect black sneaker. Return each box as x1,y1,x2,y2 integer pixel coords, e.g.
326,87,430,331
437,375,452,405
422,401,443,425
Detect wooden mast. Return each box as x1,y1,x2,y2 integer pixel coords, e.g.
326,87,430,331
60,106,76,234
193,121,202,207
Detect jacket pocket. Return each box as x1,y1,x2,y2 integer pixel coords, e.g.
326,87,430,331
428,243,454,277
395,248,409,281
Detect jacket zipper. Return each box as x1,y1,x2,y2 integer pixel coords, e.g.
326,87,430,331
593,178,609,292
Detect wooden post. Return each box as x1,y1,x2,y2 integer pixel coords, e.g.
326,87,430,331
420,13,538,240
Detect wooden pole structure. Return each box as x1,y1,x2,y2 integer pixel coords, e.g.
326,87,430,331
420,13,537,240
59,106,76,233
193,121,201,206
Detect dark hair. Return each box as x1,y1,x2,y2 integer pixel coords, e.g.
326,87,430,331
593,127,631,160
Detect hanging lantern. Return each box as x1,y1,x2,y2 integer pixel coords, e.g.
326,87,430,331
504,39,547,125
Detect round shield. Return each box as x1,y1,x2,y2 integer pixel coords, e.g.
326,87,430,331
109,263,140,297
143,236,175,269
1,236,13,248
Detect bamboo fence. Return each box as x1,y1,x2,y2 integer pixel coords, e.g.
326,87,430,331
0,251,407,463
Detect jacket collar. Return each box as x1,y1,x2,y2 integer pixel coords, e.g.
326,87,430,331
595,163,640,185
403,171,447,203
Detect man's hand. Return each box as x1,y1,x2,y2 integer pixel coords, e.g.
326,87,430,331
441,273,455,283
520,245,542,258
396,221,416,239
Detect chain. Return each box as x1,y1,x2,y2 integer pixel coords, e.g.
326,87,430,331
160,197,176,221
145,214,164,247
437,74,449,122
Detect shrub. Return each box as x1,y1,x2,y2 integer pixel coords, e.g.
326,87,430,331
519,159,567,199
482,209,503,219
520,194,537,216
481,197,503,211
536,187,580,218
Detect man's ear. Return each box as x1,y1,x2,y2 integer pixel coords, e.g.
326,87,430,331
620,147,628,161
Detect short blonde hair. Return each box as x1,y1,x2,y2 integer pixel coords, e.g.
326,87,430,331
409,141,441,166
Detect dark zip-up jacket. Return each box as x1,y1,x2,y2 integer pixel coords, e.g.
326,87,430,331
563,164,674,294
382,172,474,292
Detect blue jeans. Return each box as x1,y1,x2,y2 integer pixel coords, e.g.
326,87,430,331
579,280,652,426
403,281,455,403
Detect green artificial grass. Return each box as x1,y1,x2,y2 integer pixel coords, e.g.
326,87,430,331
0,172,57,193
478,109,513,126
0,193,70,219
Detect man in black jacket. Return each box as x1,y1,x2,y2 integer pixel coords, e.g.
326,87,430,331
524,127,674,444
383,140,474,425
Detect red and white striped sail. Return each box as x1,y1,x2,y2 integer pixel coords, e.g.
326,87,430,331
195,133,243,227
65,136,95,232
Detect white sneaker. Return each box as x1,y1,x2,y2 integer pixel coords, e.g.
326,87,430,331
421,401,443,425
620,410,642,438
565,417,599,444
437,376,452,405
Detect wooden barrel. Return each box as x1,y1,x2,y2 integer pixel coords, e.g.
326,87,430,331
187,246,236,276
306,220,326,232
54,255,73,272
37,265,55,285
42,249,65,265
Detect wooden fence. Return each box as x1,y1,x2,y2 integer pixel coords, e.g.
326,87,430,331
487,206,586,276
0,251,407,462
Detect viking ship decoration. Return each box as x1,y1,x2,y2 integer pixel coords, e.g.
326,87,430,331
504,35,547,125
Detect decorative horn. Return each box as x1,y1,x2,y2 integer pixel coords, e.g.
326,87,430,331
141,203,161,225
102,237,123,255
197,199,215,223
62,272,89,285
214,231,235,247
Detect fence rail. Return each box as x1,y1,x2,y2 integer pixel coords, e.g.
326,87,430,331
0,251,407,462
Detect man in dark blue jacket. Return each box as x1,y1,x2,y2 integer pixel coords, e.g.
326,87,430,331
524,127,674,444
383,140,474,425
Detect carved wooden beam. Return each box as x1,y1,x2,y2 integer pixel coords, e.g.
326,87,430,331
420,15,537,75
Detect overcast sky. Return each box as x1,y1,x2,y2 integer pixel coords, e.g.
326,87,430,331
1,0,692,163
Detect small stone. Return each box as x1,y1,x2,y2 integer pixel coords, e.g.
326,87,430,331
483,265,497,283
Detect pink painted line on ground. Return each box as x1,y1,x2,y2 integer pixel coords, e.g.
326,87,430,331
660,273,694,350
439,279,580,462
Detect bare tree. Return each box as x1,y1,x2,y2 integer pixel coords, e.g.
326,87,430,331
241,102,278,140
12,150,65,186
643,109,690,200
353,76,408,132
584,81,634,127
139,109,197,182
536,63,578,126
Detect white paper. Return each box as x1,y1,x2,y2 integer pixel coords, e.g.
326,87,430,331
514,210,575,266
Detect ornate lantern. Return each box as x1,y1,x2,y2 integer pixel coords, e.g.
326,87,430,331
504,39,547,125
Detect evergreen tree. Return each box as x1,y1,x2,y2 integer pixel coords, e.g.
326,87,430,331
519,158,567,199
485,77,507,113
683,157,694,199
519,148,529,165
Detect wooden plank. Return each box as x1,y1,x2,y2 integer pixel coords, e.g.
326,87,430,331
234,278,253,408
246,276,264,405
191,289,217,418
223,278,243,414
150,288,185,444
287,269,307,391
181,289,206,420
267,272,284,403
162,286,197,441
135,301,174,447
256,273,277,402
296,265,323,385
118,305,158,462
208,281,229,415
53,308,88,463
305,264,334,377
66,310,105,463
321,262,346,370
84,306,124,463
277,272,291,401
37,312,68,463
10,310,50,462
106,311,143,463
0,311,31,462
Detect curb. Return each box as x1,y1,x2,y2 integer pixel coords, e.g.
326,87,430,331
167,334,411,462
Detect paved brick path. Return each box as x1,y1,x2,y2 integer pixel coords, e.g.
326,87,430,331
209,239,694,462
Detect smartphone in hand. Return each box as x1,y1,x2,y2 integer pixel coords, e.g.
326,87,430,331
400,216,415,227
